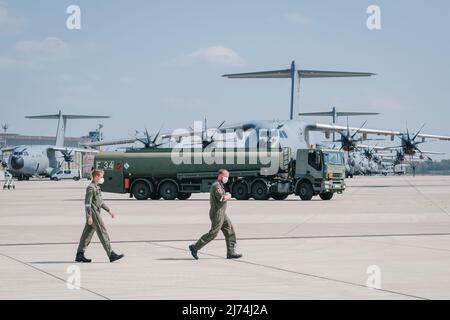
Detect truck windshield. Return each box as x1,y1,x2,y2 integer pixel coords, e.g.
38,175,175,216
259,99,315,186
324,152,344,165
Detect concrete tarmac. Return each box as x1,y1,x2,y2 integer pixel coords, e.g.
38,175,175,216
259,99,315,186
1,175,450,300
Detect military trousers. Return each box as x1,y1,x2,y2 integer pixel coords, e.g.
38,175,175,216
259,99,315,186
194,209,237,253
77,212,112,257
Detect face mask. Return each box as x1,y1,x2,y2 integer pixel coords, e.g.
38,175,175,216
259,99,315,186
98,177,105,185
222,176,229,184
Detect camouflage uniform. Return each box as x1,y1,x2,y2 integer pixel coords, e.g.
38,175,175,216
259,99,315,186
76,182,112,257
193,181,237,254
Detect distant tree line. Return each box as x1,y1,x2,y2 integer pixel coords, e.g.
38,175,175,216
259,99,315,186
414,159,450,175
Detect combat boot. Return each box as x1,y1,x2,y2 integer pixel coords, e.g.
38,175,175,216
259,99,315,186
75,252,92,263
227,247,242,259
189,245,199,260
109,251,124,262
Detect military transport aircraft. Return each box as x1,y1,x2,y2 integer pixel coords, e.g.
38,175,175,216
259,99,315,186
84,61,450,163
0,111,107,180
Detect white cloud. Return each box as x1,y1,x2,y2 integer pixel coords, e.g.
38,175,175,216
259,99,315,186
0,37,69,70
15,37,68,55
176,45,245,66
0,2,26,35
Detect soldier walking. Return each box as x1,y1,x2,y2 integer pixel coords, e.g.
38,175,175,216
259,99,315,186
75,169,124,263
189,169,242,260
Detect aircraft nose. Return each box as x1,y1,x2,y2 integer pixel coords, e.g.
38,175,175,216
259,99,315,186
10,156,24,170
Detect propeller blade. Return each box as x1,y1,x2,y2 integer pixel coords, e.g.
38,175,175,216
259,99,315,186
351,120,367,138
152,127,162,144
217,120,226,130
412,123,426,141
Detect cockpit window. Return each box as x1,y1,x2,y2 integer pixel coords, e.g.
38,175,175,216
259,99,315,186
324,152,344,165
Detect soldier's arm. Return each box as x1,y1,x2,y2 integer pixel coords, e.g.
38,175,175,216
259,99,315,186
101,201,111,213
213,183,226,202
84,186,94,219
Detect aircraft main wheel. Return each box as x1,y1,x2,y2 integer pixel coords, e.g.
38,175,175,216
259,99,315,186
271,193,289,200
177,192,192,200
132,181,151,200
159,181,179,200
298,182,314,201
149,192,161,200
232,181,249,200
251,180,269,200
319,192,333,200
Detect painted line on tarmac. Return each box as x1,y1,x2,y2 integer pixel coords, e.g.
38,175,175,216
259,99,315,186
404,178,450,217
0,252,110,300
149,242,428,300
2,232,450,247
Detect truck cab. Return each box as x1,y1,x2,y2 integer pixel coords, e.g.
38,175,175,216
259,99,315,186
294,148,346,200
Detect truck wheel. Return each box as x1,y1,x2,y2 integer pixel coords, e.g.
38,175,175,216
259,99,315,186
251,180,269,200
159,181,178,200
149,193,161,200
271,193,289,200
319,192,333,200
298,182,313,201
178,192,192,200
132,181,151,200
232,181,249,200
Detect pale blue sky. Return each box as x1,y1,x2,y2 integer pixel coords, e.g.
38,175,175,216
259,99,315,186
1,0,450,155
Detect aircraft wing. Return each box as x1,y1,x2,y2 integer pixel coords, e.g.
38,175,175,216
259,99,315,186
416,134,450,141
82,131,194,148
307,123,401,137
0,146,17,152
49,147,99,153
355,144,389,150
415,150,445,155
82,138,139,147
308,123,450,141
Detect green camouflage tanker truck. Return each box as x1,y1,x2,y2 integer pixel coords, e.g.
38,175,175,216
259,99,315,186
94,147,346,201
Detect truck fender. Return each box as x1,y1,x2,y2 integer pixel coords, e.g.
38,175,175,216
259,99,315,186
157,178,180,193
131,178,155,194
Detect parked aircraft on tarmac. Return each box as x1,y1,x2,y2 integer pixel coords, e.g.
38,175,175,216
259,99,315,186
0,111,107,180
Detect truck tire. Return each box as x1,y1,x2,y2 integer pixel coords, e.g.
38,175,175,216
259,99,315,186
298,182,314,201
149,192,161,200
319,192,333,200
232,181,249,200
177,192,192,200
271,193,289,200
251,180,269,200
159,181,179,200
132,181,151,200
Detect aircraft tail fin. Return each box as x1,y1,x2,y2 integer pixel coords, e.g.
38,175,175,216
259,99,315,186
26,110,110,147
222,61,376,120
